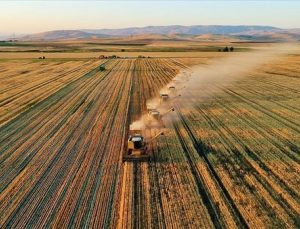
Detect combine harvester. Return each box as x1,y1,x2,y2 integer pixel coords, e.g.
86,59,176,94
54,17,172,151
123,125,164,162
123,108,174,162
168,85,176,91
160,93,169,102
167,85,177,95
160,84,183,103
147,107,175,127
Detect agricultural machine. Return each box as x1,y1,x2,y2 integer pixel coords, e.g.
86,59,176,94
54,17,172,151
123,125,164,162
160,90,182,103
147,107,175,121
146,107,175,127
160,93,169,101
147,109,161,119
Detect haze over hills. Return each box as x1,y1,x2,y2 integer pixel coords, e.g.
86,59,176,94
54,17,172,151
20,30,110,41
82,25,281,36
14,25,300,41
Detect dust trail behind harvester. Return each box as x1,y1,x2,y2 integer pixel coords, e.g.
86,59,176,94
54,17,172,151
130,117,147,130
163,43,300,118
131,43,299,128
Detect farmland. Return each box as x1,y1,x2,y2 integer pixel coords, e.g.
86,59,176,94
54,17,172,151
0,45,300,228
118,53,300,228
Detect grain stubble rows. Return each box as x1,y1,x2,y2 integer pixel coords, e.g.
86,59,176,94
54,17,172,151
0,56,299,228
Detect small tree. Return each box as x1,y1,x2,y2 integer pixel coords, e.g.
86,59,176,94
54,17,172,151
223,46,229,52
230,46,234,52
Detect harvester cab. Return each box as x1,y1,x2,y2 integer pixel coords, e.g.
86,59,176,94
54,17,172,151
128,135,144,152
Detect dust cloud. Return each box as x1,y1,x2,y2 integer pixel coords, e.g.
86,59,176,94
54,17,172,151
130,43,300,128
167,43,300,108
130,115,147,130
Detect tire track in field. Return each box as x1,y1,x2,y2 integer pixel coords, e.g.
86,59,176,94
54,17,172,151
193,101,300,226
174,106,249,229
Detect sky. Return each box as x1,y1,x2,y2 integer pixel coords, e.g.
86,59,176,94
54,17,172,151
0,1,300,35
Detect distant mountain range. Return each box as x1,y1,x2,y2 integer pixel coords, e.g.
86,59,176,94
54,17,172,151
20,30,110,41
82,25,281,36
14,25,300,41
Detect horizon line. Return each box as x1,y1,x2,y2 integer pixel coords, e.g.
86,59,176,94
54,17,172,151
2,24,299,36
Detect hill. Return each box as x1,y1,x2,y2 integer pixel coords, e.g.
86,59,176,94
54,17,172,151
82,25,281,36
18,25,300,41
21,30,110,41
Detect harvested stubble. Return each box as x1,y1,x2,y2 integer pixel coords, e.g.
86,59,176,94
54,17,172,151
119,54,300,228
0,58,185,228
1,55,299,228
